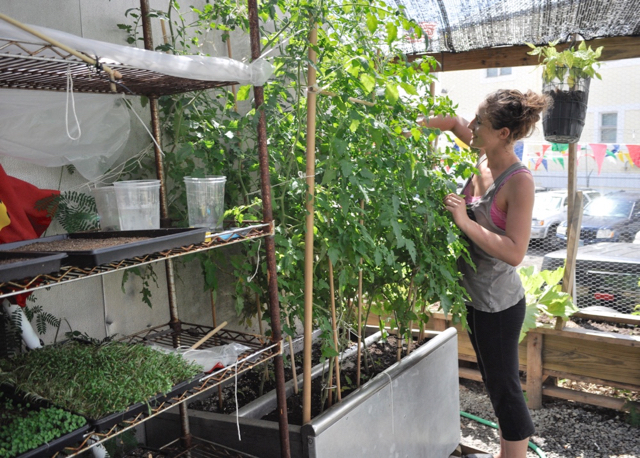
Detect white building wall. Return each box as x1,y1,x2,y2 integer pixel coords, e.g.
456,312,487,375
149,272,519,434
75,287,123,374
434,56,640,192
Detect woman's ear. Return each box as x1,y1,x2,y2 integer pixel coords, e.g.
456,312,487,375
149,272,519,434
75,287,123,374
498,127,511,140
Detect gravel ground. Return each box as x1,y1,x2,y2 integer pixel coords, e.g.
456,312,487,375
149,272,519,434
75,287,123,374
458,379,640,458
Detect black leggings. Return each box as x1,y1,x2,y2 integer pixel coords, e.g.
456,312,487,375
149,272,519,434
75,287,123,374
466,298,535,441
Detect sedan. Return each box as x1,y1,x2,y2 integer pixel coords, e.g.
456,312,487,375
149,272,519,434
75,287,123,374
556,192,640,245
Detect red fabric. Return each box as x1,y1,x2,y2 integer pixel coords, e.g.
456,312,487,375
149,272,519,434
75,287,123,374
0,164,59,306
0,165,59,244
627,145,640,167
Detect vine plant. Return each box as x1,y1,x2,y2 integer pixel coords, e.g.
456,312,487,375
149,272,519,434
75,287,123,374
118,0,473,379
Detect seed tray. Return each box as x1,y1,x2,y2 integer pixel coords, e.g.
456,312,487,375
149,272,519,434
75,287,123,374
0,252,67,283
0,385,90,458
0,228,208,267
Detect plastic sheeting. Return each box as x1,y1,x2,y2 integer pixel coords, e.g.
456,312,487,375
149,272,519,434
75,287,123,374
0,89,130,181
0,21,273,86
391,0,640,54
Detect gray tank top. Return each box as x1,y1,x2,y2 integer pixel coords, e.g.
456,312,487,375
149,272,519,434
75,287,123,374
459,158,526,313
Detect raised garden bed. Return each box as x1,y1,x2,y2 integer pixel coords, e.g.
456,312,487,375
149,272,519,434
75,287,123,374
145,328,462,458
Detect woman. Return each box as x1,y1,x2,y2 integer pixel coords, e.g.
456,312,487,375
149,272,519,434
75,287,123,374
422,89,549,458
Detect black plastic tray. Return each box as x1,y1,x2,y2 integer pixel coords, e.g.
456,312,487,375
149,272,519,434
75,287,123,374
0,228,208,267
0,385,90,458
0,252,67,283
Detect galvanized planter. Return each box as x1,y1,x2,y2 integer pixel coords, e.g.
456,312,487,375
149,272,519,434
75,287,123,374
146,327,461,458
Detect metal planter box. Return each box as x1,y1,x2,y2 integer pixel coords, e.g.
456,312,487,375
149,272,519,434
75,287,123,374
146,328,461,458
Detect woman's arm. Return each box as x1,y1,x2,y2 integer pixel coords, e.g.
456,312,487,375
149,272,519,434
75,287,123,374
444,173,535,266
418,114,473,147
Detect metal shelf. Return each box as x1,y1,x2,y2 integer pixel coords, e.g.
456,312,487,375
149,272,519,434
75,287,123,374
58,322,281,457
119,436,260,457
0,222,272,301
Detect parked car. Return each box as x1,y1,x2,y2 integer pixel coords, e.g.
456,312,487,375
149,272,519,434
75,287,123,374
542,242,640,314
531,189,600,247
556,191,640,245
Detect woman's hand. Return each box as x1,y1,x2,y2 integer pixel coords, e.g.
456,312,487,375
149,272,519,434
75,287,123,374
444,193,470,230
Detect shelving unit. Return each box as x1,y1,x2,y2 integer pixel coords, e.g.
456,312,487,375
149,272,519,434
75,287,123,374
0,2,290,457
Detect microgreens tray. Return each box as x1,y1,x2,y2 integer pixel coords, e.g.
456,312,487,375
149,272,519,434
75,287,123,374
0,252,67,283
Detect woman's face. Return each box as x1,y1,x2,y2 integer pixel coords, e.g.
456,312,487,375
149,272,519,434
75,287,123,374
467,101,500,150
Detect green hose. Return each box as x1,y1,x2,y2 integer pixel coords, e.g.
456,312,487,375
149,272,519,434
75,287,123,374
460,411,546,458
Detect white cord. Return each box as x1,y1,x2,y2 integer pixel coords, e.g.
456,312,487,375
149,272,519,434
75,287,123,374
65,65,81,140
247,239,262,282
122,95,165,157
234,360,242,441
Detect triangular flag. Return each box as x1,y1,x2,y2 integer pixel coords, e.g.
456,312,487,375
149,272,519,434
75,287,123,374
514,141,524,161
627,145,640,167
551,143,568,151
552,157,565,170
542,144,551,154
589,144,607,175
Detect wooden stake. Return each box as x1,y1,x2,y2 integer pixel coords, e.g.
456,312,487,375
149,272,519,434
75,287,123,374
285,312,299,395
211,290,224,411
356,199,364,387
328,258,342,402
191,321,228,350
302,21,318,426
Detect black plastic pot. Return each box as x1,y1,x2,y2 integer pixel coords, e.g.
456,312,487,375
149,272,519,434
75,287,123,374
542,76,591,144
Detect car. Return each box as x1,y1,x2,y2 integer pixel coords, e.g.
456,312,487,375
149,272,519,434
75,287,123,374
556,191,640,245
542,242,640,314
530,189,599,248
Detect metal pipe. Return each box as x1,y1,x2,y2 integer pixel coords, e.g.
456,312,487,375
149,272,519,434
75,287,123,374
247,0,290,456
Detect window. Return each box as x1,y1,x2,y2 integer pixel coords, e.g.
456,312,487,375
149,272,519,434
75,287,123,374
600,112,618,143
486,67,512,78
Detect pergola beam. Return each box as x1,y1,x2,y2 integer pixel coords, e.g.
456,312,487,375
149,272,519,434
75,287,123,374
408,36,640,72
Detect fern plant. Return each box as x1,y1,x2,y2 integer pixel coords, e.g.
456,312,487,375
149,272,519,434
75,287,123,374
36,191,99,233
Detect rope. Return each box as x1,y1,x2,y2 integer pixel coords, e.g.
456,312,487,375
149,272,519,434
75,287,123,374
65,64,81,140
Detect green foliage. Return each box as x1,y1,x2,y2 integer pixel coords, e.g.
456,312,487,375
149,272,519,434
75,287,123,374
117,0,472,349
526,40,603,88
121,265,159,308
517,265,579,342
0,341,202,419
36,191,99,234
0,390,87,457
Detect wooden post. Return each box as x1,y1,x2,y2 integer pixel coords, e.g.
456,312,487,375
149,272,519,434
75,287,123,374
557,191,584,330
328,258,342,401
302,21,318,425
526,332,543,409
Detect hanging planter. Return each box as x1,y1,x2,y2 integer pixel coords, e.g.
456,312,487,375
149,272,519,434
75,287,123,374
528,40,603,144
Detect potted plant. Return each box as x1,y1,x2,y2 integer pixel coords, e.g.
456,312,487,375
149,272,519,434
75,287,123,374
527,40,603,143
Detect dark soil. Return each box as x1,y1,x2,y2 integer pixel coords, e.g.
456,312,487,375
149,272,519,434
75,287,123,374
9,237,149,252
189,335,423,425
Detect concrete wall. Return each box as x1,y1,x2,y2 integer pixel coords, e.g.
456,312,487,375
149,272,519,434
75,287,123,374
0,0,263,343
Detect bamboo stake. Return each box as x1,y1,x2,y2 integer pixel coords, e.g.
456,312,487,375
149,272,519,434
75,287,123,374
191,321,228,350
210,290,224,411
328,258,342,402
302,21,318,425
0,13,121,92
256,293,269,396
356,199,364,387
285,312,299,395
226,38,239,113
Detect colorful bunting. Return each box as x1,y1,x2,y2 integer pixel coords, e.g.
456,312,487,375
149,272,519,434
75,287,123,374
514,141,524,161
589,144,607,174
627,145,640,167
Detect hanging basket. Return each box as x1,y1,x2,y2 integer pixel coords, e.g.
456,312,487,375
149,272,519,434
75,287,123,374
542,75,591,144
